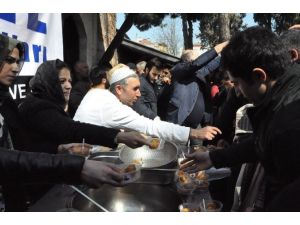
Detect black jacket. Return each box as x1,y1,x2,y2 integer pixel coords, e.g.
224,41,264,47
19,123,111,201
210,63,300,210
0,85,84,183
19,59,119,154
212,87,248,144
0,85,85,211
19,94,119,154
68,79,91,118
0,147,84,184
132,75,157,119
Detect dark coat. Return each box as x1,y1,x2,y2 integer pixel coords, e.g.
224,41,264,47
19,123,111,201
210,63,300,210
0,85,84,211
0,84,84,182
155,82,172,121
19,60,119,154
0,147,84,185
166,49,220,125
132,74,157,119
68,79,91,118
0,91,26,150
19,94,119,154
212,88,248,144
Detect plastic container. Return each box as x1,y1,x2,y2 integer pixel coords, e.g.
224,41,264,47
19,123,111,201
193,180,210,190
176,182,196,195
178,202,200,212
119,163,142,184
199,200,223,212
174,170,193,184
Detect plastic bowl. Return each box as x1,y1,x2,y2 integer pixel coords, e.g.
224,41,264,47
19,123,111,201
193,180,210,189
174,170,196,195
176,181,196,195
174,170,193,183
178,202,200,212
199,200,223,212
119,163,142,184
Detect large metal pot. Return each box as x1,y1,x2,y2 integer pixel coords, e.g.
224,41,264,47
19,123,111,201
90,141,178,185
119,140,178,168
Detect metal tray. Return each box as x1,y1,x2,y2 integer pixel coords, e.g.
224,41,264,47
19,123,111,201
71,183,181,212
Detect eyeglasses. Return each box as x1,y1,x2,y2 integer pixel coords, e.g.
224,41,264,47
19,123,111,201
5,55,23,65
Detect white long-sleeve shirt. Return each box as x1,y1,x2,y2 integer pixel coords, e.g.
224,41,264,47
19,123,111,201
73,89,190,144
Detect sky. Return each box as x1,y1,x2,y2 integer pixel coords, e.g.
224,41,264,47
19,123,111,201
116,13,257,43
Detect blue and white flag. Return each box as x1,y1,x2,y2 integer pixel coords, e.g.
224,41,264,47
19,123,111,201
0,13,63,100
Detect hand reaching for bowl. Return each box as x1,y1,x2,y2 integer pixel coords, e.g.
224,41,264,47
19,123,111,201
189,126,222,141
58,143,92,156
81,160,124,187
179,151,213,173
116,131,151,148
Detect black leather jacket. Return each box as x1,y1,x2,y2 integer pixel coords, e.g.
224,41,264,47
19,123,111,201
0,91,85,211
210,63,300,210
0,147,84,185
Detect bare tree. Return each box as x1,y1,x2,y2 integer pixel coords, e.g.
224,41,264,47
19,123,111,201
155,18,183,56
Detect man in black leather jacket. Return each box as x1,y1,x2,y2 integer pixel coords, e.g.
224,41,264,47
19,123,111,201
180,26,300,211
0,34,147,211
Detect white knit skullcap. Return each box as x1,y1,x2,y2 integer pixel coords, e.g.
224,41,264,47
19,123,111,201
109,67,136,85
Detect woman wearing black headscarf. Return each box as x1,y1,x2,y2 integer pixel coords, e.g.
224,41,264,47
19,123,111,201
19,59,148,154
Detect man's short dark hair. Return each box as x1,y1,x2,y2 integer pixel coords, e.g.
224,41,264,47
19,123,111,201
126,62,137,70
90,64,111,87
162,62,173,70
280,29,300,52
145,57,163,72
0,34,25,71
221,26,290,81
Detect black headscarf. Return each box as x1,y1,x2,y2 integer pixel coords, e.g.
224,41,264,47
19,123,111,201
29,59,68,108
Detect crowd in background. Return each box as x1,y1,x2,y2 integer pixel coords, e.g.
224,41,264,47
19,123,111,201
1,24,300,211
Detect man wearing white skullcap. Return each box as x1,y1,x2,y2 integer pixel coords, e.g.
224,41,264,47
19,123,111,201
74,64,222,144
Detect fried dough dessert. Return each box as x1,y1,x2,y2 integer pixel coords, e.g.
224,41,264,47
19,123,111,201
122,164,136,173
132,158,143,165
195,171,208,181
206,202,219,210
179,204,200,212
149,138,160,149
178,170,190,184
181,208,190,212
191,145,208,153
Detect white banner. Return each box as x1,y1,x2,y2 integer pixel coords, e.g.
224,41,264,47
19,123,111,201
0,13,63,76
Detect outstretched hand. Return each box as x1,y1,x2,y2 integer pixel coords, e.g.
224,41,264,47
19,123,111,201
214,41,229,54
190,126,222,141
58,143,92,156
81,160,124,188
116,131,151,148
289,24,300,30
179,151,213,173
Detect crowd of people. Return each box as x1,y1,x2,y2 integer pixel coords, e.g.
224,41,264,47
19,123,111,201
0,24,300,212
